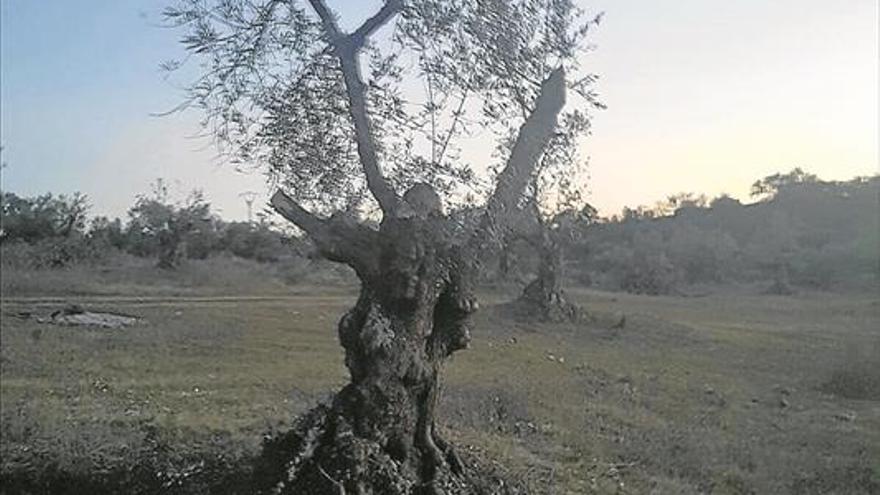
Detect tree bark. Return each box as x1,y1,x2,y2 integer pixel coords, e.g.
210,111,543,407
262,199,480,493
332,215,476,486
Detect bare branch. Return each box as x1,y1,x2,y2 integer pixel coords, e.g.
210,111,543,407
350,0,402,49
270,189,326,237
306,0,401,215
436,88,469,165
307,0,343,40
271,190,380,275
480,68,566,240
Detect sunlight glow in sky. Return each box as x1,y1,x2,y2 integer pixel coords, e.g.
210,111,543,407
1,0,877,220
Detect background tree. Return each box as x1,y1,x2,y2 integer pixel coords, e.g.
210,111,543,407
127,179,213,269
165,0,600,492
220,217,286,262
749,209,797,294
0,191,95,267
750,167,818,201
88,216,128,251
0,192,89,244
505,199,596,321
574,171,879,294
503,106,594,321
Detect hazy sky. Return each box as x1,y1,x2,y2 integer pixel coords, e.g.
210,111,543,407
1,0,877,220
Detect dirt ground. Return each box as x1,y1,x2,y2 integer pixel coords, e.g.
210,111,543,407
1,282,878,494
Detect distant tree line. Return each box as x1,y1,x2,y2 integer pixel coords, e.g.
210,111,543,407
2,170,877,294
0,179,292,269
561,170,880,294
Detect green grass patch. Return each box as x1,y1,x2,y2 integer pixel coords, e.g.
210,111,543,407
2,287,878,493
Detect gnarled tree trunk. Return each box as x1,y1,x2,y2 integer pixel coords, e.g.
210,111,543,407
516,229,578,322
257,211,480,494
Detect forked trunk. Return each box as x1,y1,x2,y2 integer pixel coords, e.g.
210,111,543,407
258,215,485,494
259,55,567,494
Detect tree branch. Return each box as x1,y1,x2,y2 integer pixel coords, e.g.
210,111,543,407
270,190,327,238
478,68,567,242
350,0,402,49
271,190,380,275
307,0,343,41
437,88,469,165
306,0,401,216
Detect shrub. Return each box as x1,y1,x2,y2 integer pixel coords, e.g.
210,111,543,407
619,252,680,295
0,236,110,269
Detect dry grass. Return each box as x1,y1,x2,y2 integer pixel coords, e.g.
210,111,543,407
820,339,880,401
1,276,878,493
0,253,356,297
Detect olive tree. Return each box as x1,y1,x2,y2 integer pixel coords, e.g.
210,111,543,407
127,179,213,269
503,109,594,321
164,0,600,492
0,192,89,243
506,201,596,322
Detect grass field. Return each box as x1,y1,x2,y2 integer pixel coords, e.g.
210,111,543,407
1,263,879,494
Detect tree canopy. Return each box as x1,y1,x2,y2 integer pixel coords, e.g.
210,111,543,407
162,0,602,220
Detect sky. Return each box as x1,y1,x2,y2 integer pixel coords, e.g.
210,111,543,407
1,0,877,221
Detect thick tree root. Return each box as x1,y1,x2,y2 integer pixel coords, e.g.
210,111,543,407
252,404,522,495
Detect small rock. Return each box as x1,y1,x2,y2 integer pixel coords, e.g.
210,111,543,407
779,397,790,408
558,356,565,364
508,337,517,344
704,385,716,395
